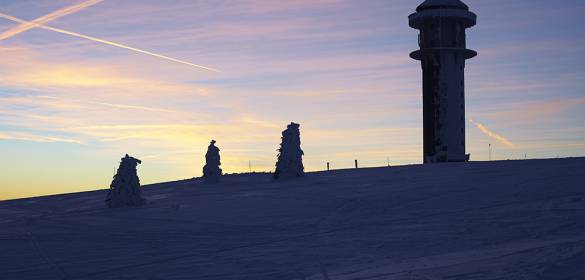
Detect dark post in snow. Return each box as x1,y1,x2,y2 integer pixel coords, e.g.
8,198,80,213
409,0,477,163
274,122,305,179
203,140,222,183
105,154,145,208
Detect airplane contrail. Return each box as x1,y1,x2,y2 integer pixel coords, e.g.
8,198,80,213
0,12,220,72
0,0,104,41
469,118,515,148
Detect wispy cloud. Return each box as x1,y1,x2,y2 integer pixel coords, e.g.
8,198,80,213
0,46,210,98
34,95,179,113
469,118,515,148
0,132,83,144
470,97,585,127
518,142,585,150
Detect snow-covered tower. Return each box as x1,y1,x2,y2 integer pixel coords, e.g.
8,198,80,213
409,0,476,163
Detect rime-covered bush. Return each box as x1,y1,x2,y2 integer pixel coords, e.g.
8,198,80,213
274,122,305,179
203,140,222,183
105,154,145,208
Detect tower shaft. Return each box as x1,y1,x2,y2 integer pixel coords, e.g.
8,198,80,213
421,50,467,162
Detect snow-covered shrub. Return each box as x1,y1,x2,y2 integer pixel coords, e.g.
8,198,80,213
274,122,305,179
105,154,146,208
203,140,222,183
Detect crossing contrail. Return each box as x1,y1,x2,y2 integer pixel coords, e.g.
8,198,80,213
0,0,104,41
0,12,220,72
469,118,515,147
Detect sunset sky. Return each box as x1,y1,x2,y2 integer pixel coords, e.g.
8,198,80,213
1,0,584,200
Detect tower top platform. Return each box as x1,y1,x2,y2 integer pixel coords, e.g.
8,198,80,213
416,0,469,12
409,0,476,29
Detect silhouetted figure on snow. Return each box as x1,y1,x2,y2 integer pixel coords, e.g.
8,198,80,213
274,122,304,179
203,140,222,183
105,154,145,208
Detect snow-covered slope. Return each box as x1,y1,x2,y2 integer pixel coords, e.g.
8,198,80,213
1,158,584,280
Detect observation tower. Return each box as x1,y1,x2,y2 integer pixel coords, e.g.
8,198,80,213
409,0,477,163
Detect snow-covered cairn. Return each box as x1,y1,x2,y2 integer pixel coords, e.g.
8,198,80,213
105,154,146,208
202,140,222,183
274,122,305,179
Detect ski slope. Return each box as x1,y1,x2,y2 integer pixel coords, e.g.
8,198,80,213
1,158,584,279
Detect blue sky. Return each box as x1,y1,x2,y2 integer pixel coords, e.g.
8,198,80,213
0,0,584,200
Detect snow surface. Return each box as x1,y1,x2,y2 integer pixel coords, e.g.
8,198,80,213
1,158,584,279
